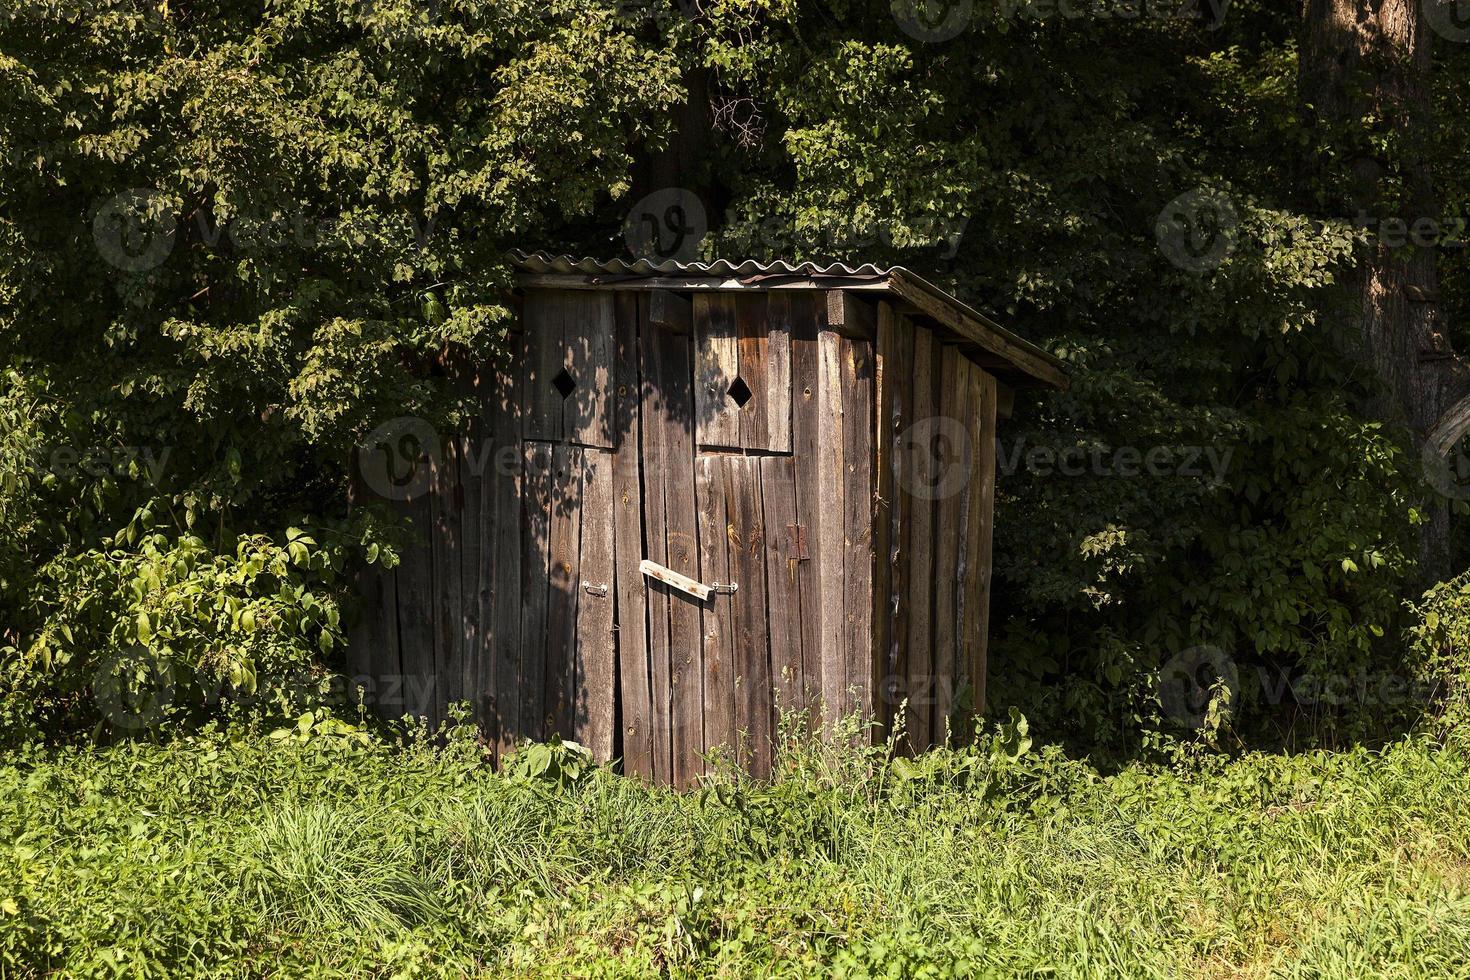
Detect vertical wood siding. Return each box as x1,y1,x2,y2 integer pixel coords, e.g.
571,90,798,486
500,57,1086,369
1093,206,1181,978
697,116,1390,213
351,286,999,784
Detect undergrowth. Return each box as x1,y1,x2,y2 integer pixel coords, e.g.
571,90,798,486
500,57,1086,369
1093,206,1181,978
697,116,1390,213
3,716,1470,978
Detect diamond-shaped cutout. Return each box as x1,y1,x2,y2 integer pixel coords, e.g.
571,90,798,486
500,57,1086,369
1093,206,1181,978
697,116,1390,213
552,367,576,400
727,376,753,408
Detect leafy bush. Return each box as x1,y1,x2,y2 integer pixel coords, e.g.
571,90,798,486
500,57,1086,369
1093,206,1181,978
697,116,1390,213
0,522,378,745
1408,572,1470,732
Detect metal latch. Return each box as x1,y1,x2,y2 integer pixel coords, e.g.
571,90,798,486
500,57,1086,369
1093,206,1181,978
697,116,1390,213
583,582,608,598
711,582,739,595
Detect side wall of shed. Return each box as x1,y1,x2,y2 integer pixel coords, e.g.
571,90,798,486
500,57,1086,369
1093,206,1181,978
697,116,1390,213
873,302,998,751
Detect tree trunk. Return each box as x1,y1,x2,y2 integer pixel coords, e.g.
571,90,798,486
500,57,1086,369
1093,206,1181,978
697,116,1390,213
1300,0,1470,582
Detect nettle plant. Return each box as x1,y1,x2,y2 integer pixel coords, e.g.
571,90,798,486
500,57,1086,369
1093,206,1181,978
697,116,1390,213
3,517,379,744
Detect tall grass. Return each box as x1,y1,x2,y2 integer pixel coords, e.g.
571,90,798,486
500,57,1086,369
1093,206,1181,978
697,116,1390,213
2,722,1470,977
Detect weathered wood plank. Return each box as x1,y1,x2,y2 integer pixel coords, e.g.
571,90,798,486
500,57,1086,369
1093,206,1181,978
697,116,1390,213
519,442,554,743
612,292,652,779
563,291,615,448
643,315,702,786
696,455,734,775
458,422,483,729
763,296,793,453
429,438,462,733
693,293,741,448
884,272,1070,391
735,293,770,453
932,345,968,739
904,325,937,749
576,449,617,761
638,315,673,783
522,291,564,443
840,336,874,728
759,455,803,725
815,326,847,731
961,363,998,722
640,559,713,601
725,456,772,776
373,565,403,719
544,444,584,739
825,290,878,339
872,303,899,734
487,358,523,761
788,292,825,723
887,319,917,749
396,485,436,728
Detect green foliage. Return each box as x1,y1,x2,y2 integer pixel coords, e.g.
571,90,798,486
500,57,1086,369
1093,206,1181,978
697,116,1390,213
1,523,364,744
4,725,1470,976
1408,572,1470,733
0,0,1465,752
0,0,686,739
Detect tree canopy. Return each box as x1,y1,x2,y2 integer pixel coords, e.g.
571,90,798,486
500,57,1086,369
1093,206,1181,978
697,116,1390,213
2,0,1467,753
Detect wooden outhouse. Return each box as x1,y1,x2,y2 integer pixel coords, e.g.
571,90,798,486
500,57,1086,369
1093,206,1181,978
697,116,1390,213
349,253,1067,785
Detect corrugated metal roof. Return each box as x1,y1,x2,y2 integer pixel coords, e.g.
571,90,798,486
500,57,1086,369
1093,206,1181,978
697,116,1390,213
510,251,893,280
509,251,1068,389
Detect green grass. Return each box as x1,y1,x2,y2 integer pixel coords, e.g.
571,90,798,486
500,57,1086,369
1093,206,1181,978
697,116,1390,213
3,718,1470,978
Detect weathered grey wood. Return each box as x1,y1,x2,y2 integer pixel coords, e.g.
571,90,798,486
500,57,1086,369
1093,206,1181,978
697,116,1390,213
759,455,803,724
488,359,523,761
544,444,584,739
872,303,899,732
513,269,1071,392
458,423,483,728
612,292,652,779
840,336,874,727
642,315,702,786
961,363,998,720
883,272,1070,391
696,454,734,775
887,319,916,749
563,291,615,448
397,485,436,727
826,290,878,339
523,291,564,443
577,449,617,760
788,292,825,723
726,456,772,775
763,297,793,453
374,566,403,717
519,442,554,742
429,439,461,733
904,325,937,748
649,289,692,333
735,294,770,453
693,293,741,448
640,559,713,601
995,381,1016,421
815,326,847,731
931,345,968,739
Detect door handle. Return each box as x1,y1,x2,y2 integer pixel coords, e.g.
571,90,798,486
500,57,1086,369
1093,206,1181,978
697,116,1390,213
638,559,736,601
